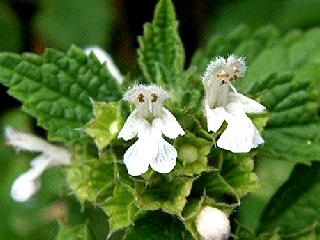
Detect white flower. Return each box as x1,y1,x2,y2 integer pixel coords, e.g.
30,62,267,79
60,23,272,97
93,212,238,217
202,55,266,153
84,46,124,84
5,127,71,202
196,206,231,240
118,84,184,176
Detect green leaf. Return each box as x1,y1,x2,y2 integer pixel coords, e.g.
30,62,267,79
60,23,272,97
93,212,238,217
66,145,133,203
138,0,185,86
235,28,320,164
101,184,138,232
124,210,193,240
236,222,318,240
235,223,282,240
251,73,320,164
66,145,136,232
236,28,320,96
238,153,295,232
191,150,260,204
57,198,111,240
57,223,95,240
135,173,194,216
253,29,320,164
0,45,122,143
257,162,320,235
65,146,116,204
84,100,123,150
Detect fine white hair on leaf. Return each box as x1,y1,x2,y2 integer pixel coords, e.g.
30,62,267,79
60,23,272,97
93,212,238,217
84,46,124,84
196,206,231,240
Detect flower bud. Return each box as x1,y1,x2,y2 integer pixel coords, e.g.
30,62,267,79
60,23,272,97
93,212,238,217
196,206,230,240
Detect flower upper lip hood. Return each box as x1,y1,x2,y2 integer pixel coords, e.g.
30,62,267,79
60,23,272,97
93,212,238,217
202,55,266,153
118,84,184,176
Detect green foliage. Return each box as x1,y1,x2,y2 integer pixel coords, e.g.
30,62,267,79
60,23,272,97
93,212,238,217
135,173,194,215
0,45,122,143
124,211,193,240
138,0,185,87
101,184,138,232
84,100,123,150
57,223,95,240
261,75,320,164
191,25,280,76
2,0,320,239
192,150,260,203
258,162,320,235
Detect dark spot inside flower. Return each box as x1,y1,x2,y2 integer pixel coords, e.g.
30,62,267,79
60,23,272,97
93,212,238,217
230,75,237,82
151,93,158,102
220,79,227,85
137,93,145,102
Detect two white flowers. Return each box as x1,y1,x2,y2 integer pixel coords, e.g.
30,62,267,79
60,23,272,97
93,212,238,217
5,48,265,202
119,55,265,175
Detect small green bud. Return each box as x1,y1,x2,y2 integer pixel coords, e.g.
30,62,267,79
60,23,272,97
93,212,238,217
178,144,198,163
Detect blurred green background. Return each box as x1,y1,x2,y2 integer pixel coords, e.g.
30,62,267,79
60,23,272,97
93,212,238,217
1,0,320,239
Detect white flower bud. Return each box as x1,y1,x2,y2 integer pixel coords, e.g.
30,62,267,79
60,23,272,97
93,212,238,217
196,206,231,240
